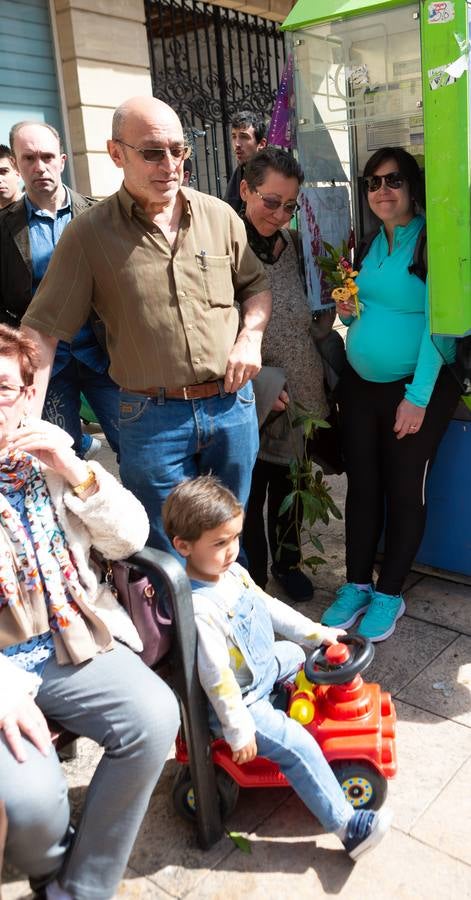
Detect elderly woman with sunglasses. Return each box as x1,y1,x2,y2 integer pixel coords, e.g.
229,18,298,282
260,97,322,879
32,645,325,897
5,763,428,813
0,325,179,900
240,147,332,601
321,147,460,642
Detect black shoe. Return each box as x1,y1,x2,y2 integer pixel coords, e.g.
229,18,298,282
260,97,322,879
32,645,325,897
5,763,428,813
270,565,314,601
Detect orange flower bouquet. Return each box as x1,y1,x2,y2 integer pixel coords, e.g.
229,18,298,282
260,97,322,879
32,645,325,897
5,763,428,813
315,241,362,318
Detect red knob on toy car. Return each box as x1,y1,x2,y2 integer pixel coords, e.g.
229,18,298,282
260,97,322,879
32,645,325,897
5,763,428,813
325,643,350,665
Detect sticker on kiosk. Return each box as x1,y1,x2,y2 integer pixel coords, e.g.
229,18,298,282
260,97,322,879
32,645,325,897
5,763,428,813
428,2,455,23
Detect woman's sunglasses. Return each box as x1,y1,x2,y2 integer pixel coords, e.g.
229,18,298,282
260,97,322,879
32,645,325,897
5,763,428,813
254,190,300,215
363,171,405,193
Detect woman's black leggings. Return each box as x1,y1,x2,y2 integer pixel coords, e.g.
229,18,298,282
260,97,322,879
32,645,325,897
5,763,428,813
243,458,303,588
338,364,461,595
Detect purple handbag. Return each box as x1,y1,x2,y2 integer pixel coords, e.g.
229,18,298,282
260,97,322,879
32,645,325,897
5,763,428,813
101,556,173,667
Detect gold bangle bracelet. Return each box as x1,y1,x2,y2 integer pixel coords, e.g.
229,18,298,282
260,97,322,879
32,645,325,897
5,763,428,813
72,468,97,495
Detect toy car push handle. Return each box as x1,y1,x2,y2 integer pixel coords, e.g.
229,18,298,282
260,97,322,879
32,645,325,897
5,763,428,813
304,635,375,685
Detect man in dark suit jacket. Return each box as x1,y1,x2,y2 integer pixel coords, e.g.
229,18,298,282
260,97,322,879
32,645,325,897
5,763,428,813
0,121,119,458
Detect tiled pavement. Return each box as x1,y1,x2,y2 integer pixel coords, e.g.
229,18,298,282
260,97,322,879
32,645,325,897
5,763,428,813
3,442,471,900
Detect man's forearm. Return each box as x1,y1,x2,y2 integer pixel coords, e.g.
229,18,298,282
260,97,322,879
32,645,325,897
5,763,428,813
239,289,272,340
224,289,272,392
22,327,58,415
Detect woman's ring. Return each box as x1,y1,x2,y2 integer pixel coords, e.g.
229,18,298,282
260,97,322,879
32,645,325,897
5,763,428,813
410,425,416,431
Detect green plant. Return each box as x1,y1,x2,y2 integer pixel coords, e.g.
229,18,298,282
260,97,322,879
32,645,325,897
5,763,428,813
276,401,342,573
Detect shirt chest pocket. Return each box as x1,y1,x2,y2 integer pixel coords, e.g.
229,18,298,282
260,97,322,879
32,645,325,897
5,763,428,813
195,254,233,307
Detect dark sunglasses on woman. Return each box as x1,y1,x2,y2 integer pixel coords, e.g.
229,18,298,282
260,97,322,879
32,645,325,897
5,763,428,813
363,171,406,193
254,190,300,215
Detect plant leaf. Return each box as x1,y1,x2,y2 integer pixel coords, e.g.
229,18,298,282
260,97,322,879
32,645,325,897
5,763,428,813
311,535,325,553
279,542,300,553
304,555,327,569
278,492,295,516
322,240,335,255
227,831,252,853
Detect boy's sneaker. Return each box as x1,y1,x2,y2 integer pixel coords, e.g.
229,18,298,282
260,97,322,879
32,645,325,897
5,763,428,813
321,583,373,628
357,591,406,642
83,435,102,460
343,807,393,861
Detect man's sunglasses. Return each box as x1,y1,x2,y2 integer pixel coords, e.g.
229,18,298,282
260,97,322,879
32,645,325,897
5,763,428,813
363,171,405,193
255,190,300,215
115,140,191,164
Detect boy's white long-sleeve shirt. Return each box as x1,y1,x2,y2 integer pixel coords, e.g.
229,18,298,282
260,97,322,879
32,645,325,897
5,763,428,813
192,564,325,752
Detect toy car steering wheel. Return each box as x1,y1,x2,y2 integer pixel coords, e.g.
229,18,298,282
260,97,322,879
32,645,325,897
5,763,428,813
304,634,374,685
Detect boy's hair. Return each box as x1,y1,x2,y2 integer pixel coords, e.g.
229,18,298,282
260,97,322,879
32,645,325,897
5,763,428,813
0,324,39,386
163,475,243,543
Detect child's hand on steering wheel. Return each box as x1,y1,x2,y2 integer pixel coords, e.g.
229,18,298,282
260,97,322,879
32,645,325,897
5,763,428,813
318,625,347,646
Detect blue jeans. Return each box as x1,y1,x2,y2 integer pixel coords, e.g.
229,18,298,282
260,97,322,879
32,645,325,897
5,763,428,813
248,641,352,833
118,381,259,553
43,359,120,458
0,641,180,900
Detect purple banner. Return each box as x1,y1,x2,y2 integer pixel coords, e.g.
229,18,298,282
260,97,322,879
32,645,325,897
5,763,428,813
267,54,295,149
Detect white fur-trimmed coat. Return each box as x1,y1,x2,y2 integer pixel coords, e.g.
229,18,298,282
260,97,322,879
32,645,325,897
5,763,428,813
0,461,149,718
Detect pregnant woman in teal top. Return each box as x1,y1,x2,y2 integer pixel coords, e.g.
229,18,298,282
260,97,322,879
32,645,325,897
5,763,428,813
321,147,460,642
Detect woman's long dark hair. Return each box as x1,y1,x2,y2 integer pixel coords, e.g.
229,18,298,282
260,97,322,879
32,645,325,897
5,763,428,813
363,147,425,210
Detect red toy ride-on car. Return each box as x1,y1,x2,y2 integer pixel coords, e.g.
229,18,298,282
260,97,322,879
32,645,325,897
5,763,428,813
173,634,396,822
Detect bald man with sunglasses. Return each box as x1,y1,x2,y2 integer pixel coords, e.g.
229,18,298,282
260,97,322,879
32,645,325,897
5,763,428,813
22,96,272,553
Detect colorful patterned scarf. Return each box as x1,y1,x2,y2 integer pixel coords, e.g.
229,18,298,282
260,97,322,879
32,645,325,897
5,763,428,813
0,451,99,660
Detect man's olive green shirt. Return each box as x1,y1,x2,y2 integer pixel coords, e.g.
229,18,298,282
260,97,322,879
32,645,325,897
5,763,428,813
22,185,269,390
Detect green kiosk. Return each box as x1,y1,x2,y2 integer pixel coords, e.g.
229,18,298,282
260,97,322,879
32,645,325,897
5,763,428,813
281,0,471,576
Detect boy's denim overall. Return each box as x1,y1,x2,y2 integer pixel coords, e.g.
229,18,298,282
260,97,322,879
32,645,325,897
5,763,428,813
194,576,351,833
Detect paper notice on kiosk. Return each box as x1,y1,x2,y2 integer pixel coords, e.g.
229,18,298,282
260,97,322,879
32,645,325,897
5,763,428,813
428,54,467,89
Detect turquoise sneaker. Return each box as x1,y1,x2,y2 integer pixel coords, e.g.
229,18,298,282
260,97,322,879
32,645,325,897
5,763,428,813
321,583,373,628
357,591,406,642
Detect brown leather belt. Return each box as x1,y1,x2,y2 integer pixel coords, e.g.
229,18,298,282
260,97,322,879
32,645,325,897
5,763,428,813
131,381,223,400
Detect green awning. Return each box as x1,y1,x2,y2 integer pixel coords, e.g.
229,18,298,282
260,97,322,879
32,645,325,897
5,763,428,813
282,0,413,30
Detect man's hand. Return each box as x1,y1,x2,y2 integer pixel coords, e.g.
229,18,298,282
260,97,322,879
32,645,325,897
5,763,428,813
232,737,257,765
393,398,426,440
1,696,52,763
224,288,272,393
224,330,262,393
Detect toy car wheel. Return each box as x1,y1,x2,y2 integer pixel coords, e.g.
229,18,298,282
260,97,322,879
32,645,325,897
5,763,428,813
172,765,240,823
330,761,387,811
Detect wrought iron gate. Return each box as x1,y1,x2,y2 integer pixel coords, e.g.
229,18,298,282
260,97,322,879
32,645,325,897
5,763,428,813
145,0,285,197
